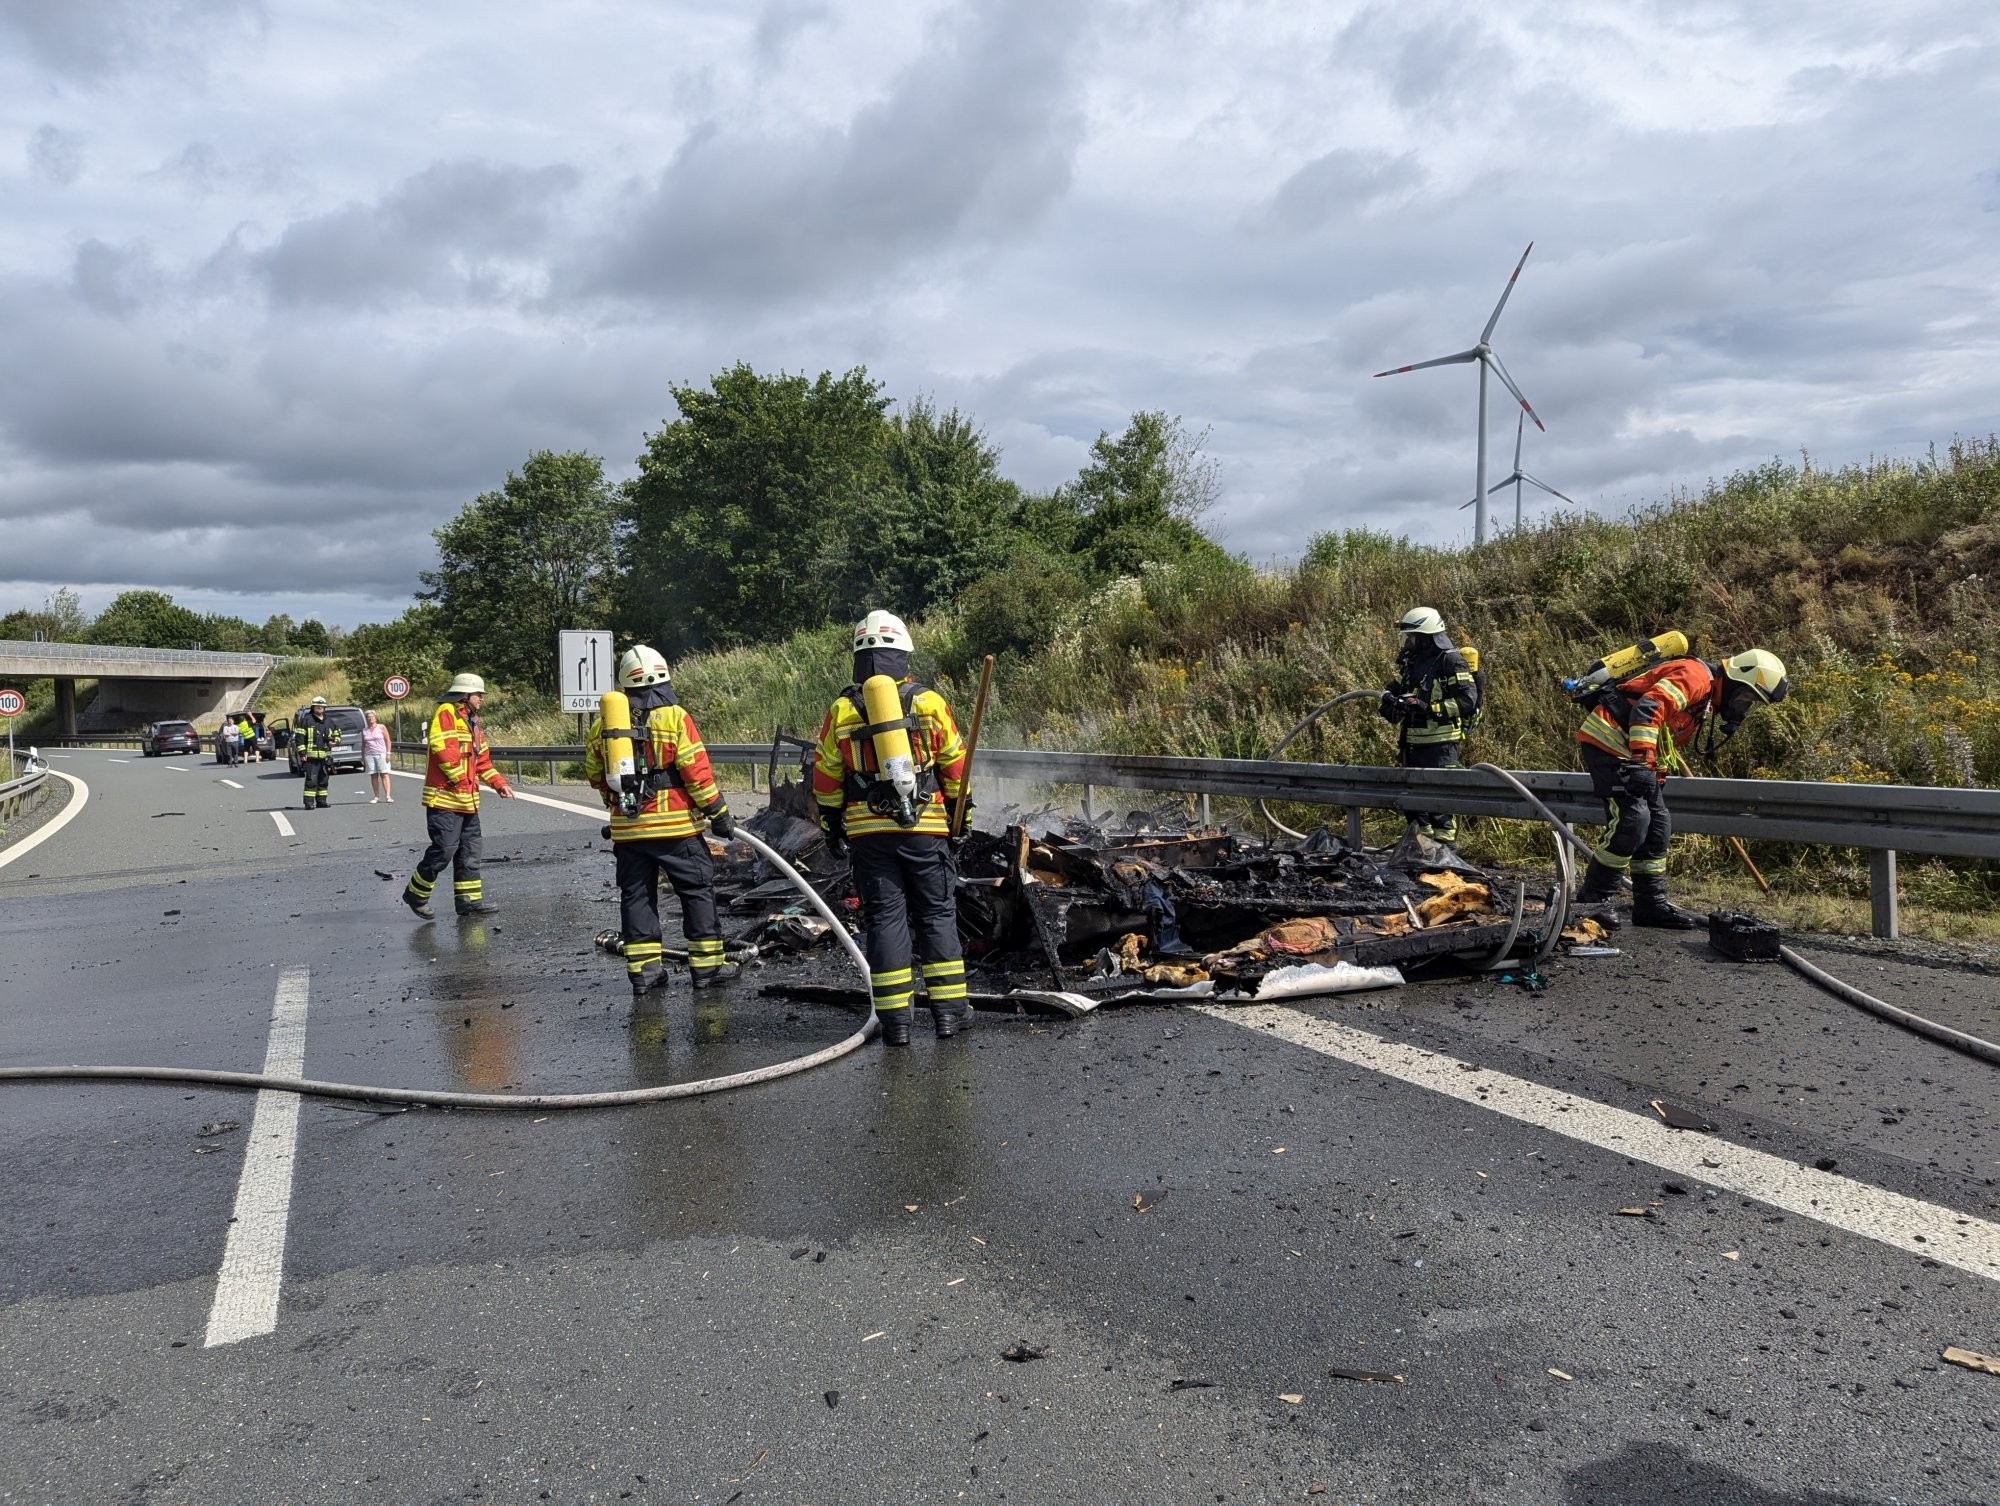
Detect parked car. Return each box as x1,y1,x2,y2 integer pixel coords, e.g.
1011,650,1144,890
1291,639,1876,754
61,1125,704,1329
281,704,366,776
143,719,201,757
212,714,277,765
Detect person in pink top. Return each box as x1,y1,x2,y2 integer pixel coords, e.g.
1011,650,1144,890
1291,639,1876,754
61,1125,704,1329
362,709,394,803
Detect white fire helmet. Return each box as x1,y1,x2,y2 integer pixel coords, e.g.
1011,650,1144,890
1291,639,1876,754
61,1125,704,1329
853,610,912,653
617,645,672,688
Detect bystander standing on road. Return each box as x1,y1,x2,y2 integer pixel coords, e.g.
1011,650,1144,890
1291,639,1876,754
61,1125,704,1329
362,711,393,803
219,718,242,766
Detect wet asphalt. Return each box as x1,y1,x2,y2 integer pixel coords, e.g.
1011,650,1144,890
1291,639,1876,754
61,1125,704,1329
1,749,1997,1505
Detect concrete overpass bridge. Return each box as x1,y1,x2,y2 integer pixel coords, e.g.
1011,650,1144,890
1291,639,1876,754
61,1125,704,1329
0,639,275,735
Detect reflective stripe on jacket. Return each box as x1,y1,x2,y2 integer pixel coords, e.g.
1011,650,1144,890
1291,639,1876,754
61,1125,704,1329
423,701,500,811
1388,648,1479,747
1576,658,1719,770
297,718,342,759
812,682,968,838
584,703,724,841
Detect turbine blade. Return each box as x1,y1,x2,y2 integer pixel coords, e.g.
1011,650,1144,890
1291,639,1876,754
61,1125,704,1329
1519,472,1575,504
1372,348,1479,377
1484,350,1545,431
1512,410,1525,469
1463,473,1523,508
1479,241,1533,344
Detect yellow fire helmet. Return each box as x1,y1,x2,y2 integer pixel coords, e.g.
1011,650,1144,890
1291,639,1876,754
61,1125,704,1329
1722,649,1789,704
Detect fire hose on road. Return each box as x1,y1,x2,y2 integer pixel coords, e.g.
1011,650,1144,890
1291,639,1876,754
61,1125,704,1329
0,829,881,1110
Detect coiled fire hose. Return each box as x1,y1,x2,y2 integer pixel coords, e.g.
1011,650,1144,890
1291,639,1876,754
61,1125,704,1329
0,828,880,1109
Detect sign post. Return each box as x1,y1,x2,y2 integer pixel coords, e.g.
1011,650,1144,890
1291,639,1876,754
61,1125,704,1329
559,631,613,714
0,687,23,776
383,675,410,755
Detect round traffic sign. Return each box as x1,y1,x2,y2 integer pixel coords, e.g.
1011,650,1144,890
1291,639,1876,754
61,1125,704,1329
383,675,411,701
0,688,24,717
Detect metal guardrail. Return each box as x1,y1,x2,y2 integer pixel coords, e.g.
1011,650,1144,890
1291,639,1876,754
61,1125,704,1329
0,639,274,673
0,764,50,827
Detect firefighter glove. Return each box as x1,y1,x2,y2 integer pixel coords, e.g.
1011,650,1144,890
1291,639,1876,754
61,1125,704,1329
707,808,736,840
1618,760,1659,800
1378,692,1403,724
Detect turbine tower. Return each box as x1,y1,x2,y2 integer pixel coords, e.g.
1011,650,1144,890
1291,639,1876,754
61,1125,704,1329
1373,242,1544,547
1458,412,1575,529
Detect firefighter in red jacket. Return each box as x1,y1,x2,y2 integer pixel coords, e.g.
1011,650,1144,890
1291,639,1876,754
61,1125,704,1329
1574,648,1788,926
813,611,970,1047
585,645,738,996
403,672,512,919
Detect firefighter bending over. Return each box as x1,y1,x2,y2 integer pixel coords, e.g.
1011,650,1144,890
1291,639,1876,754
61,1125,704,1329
1574,646,1789,927
403,672,512,919
1380,607,1481,845
585,645,738,997
813,611,971,1047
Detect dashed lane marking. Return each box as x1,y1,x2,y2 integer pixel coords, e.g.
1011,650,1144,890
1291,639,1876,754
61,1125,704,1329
1209,1004,2000,1285
220,778,243,789
205,967,310,1347
106,758,129,763
268,811,295,837
0,770,91,872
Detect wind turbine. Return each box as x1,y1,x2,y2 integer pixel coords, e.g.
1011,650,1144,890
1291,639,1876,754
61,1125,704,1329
1373,242,1544,547
1458,412,1575,529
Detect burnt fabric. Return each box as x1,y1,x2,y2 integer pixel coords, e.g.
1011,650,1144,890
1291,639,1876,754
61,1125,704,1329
616,834,723,982
850,832,964,1019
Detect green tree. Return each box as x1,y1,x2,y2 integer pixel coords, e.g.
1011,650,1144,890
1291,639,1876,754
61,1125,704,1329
89,589,206,649
258,614,296,653
292,618,332,655
422,449,621,694
1067,411,1224,579
0,587,88,642
196,613,259,652
621,364,893,652
827,399,1025,620
342,604,449,702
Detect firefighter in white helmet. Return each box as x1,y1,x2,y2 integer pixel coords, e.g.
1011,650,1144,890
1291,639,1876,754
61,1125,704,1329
812,611,971,1047
1380,607,1482,845
404,672,513,918
584,645,738,996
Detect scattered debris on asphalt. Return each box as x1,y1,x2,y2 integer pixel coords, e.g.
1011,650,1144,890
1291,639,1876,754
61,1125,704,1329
1001,1343,1047,1363
823,1390,840,1408
374,870,395,881
1327,1367,1404,1384
1650,1099,1717,1132
1169,1378,1215,1391
1942,1347,2000,1376
196,1121,239,1137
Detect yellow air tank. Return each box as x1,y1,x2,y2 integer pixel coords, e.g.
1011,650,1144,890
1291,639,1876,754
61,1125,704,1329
599,690,640,818
1565,631,1689,701
861,673,921,827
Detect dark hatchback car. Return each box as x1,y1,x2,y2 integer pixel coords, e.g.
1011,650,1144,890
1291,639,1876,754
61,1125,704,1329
279,705,366,776
143,719,201,757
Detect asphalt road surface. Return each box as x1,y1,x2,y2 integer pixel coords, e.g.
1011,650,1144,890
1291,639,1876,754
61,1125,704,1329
2,749,1997,1505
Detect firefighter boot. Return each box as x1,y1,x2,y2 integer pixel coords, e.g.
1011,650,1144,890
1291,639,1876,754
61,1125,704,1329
1575,860,1626,905
877,1007,912,1047
629,963,668,997
930,999,972,1038
402,890,434,920
457,899,500,917
690,961,741,990
1632,874,1702,929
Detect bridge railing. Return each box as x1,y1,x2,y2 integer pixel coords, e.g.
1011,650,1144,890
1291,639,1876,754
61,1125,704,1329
0,640,275,674
393,739,1996,940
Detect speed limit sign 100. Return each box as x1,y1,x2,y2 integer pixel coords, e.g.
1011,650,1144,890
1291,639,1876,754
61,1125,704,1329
383,675,410,700
0,688,25,717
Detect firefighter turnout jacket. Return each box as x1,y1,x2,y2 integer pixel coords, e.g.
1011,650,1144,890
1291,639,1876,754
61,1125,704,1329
423,700,508,811
1576,657,1721,772
813,680,969,838
1387,644,1480,747
297,717,341,760
584,701,726,841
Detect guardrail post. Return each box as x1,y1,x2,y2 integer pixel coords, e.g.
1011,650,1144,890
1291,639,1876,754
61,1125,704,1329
1345,806,1364,849
1869,849,1899,940
546,759,555,786
1082,783,1094,823
1197,793,1210,827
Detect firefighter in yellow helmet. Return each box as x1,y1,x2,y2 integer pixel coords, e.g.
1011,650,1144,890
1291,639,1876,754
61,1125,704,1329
1575,647,1789,926
585,645,738,996
812,611,971,1047
402,672,513,918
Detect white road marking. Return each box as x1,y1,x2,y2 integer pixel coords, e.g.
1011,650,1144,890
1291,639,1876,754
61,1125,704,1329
0,769,91,872
389,768,601,818
1210,1004,2000,1285
165,764,187,772
268,811,295,837
204,967,311,1347
220,778,243,789
106,758,130,764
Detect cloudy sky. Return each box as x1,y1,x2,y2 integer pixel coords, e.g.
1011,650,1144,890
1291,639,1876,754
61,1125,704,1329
3,0,1997,631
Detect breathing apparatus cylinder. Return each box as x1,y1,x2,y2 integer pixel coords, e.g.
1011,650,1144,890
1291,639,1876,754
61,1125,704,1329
599,690,641,818
1564,630,1689,701
860,674,921,827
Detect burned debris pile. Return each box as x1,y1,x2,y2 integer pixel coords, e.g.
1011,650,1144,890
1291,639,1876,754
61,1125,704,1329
711,777,1580,1003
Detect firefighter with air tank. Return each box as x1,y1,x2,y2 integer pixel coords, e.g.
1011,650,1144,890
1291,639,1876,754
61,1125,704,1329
1569,633,1790,926
1379,607,1482,846
813,611,971,1047
586,645,739,997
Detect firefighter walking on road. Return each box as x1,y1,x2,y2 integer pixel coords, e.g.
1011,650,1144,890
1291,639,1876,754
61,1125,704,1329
1379,607,1481,845
403,672,512,919
1574,646,1789,926
298,696,341,810
813,611,971,1047
585,646,738,997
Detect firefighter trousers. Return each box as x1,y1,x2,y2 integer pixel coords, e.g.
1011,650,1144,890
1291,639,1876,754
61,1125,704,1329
616,834,724,981
1398,737,1461,842
1581,744,1671,876
302,757,331,807
850,832,967,1021
407,807,485,911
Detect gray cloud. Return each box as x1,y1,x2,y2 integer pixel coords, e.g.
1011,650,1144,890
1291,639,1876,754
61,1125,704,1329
0,0,264,81
579,0,1090,304
1255,148,1424,236
753,0,830,65
27,124,83,186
